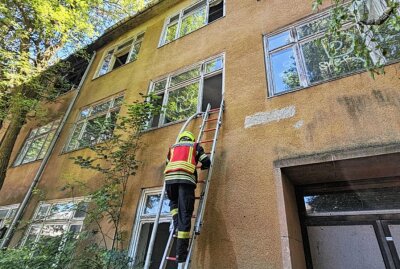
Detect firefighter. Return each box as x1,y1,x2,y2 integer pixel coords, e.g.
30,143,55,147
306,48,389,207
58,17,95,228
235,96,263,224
164,130,211,263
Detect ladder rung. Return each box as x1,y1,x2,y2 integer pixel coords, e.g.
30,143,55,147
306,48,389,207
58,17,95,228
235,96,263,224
195,196,201,200
205,118,218,122
203,128,216,132
198,180,205,184
209,108,220,113
166,257,177,261
200,139,214,144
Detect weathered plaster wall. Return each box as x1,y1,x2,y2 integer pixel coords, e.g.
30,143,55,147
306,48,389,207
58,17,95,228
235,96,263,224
0,91,75,206
3,0,400,268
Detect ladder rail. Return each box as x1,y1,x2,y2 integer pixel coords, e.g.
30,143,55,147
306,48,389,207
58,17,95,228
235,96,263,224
195,99,223,233
159,225,175,269
184,99,224,269
144,110,203,269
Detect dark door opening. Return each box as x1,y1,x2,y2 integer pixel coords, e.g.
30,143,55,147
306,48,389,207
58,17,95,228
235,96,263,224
297,181,400,269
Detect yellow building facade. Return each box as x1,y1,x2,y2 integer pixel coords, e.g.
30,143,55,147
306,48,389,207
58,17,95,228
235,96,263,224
1,0,400,268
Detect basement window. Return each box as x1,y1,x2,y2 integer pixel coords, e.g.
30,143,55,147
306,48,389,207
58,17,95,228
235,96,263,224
64,94,124,152
264,7,400,96
147,55,224,129
14,119,60,166
159,0,225,46
128,188,174,269
95,32,145,78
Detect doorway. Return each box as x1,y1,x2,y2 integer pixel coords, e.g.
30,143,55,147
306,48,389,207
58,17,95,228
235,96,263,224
297,181,400,269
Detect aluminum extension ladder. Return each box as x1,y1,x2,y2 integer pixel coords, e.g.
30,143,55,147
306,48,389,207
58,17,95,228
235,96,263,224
143,99,224,269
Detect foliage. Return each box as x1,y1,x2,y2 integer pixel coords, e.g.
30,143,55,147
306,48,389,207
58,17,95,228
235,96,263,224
312,0,400,76
68,94,161,259
0,232,131,269
0,0,149,190
0,94,161,268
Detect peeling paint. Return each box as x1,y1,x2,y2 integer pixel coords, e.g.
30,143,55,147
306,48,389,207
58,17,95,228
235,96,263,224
244,106,296,128
293,120,304,129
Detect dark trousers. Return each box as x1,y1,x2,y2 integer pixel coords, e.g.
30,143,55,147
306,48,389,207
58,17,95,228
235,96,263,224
166,183,195,258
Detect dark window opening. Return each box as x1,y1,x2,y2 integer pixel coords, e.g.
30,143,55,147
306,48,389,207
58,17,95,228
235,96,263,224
208,1,224,23
202,73,222,111
134,223,176,269
112,52,129,70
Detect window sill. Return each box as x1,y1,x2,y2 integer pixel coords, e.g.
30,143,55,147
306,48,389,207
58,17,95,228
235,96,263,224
92,58,139,81
11,159,43,169
267,60,400,98
157,15,225,49
142,118,189,133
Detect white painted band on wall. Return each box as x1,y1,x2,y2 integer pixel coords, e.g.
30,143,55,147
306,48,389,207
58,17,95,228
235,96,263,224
244,105,296,128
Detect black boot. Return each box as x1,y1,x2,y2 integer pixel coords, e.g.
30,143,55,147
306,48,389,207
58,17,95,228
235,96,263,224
176,238,189,263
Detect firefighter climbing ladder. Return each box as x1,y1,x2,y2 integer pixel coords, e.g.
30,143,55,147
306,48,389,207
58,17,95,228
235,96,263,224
143,99,224,269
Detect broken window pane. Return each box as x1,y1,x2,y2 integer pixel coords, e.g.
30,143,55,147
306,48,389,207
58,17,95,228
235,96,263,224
301,32,365,84
180,6,207,37
170,66,201,86
270,48,300,94
164,82,199,123
268,31,291,51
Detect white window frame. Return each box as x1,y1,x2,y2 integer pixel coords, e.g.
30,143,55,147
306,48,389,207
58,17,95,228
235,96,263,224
14,119,60,166
64,94,124,152
147,53,225,129
20,197,89,247
264,7,400,97
0,204,19,244
128,188,171,266
94,32,145,78
159,0,225,46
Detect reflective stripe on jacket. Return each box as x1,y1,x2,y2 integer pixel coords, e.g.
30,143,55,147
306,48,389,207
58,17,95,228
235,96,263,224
164,142,197,174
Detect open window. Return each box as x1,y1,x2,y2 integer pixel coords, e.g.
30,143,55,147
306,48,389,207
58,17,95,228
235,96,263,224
128,188,176,269
95,32,145,78
159,0,225,46
148,55,224,129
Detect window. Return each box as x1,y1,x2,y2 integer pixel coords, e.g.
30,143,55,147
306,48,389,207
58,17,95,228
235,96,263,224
128,188,173,269
264,9,400,96
14,120,60,166
0,204,19,244
65,95,123,152
95,32,145,78
148,55,223,128
159,0,224,46
21,198,88,247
